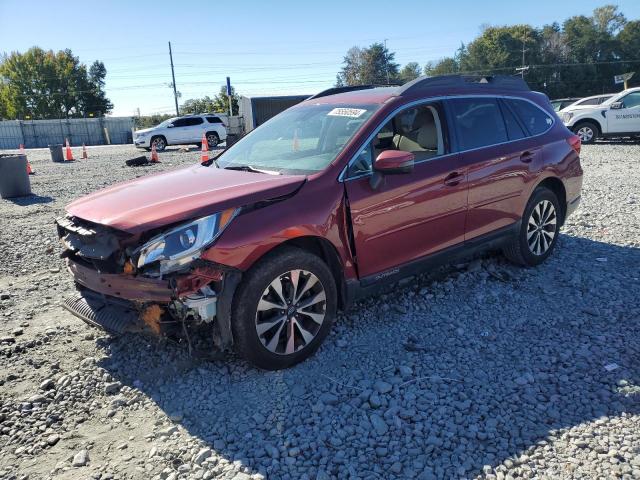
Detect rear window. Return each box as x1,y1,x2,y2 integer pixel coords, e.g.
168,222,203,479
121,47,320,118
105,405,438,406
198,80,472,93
506,99,553,136
207,116,223,124
449,98,507,150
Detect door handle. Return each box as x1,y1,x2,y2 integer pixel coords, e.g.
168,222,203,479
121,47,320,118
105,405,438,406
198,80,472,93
444,172,464,187
520,151,534,163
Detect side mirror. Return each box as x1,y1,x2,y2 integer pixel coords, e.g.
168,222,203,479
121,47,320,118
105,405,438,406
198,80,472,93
373,150,415,174
610,101,624,110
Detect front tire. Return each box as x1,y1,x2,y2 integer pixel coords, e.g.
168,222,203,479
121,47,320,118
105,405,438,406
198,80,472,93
150,136,167,151
503,187,561,267
232,247,337,370
572,121,598,144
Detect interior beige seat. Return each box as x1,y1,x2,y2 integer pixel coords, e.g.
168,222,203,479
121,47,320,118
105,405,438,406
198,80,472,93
392,109,439,161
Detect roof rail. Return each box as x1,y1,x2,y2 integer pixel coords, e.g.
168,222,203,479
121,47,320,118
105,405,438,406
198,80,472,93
308,84,399,100
399,74,530,96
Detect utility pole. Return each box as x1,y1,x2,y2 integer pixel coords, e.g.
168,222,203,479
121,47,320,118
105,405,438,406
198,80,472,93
384,39,390,84
168,41,179,116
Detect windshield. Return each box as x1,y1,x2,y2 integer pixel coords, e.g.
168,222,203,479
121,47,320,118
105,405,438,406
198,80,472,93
216,103,379,175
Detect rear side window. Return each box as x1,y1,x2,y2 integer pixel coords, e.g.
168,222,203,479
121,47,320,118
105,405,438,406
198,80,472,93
499,101,526,141
184,117,204,126
506,99,553,136
207,116,223,123
449,98,507,150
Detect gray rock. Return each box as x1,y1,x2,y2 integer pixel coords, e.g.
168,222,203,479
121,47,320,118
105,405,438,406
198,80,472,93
72,449,89,467
369,414,388,435
104,381,122,395
194,448,212,465
374,380,392,394
39,378,55,390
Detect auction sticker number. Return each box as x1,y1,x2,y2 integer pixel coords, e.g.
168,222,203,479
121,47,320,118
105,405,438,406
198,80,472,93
328,108,367,118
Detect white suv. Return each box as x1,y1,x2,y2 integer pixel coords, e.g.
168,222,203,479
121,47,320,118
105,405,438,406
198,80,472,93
561,87,640,143
134,114,227,151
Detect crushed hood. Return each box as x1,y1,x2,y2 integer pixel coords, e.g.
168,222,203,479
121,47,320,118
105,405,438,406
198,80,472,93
66,165,305,233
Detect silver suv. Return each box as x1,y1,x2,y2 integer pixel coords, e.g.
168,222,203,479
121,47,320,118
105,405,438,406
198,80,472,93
134,114,228,151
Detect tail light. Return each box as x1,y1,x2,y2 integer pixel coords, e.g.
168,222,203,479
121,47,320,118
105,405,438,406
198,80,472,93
567,134,581,155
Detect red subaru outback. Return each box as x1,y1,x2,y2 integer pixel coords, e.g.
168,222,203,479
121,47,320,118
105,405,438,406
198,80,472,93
57,75,583,370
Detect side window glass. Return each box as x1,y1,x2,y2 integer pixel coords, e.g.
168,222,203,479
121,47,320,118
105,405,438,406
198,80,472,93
346,143,373,177
579,98,599,106
207,116,222,123
499,101,526,141
346,104,445,179
507,99,553,136
186,118,204,126
172,118,188,127
621,92,640,108
450,98,507,150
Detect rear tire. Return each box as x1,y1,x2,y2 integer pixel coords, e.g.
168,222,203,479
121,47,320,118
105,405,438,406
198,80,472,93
206,132,220,148
232,247,337,370
503,187,561,267
572,121,598,144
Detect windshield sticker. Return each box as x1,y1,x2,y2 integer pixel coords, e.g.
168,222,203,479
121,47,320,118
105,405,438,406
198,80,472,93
328,108,367,118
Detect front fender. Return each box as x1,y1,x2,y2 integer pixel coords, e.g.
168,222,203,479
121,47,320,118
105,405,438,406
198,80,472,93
201,180,357,279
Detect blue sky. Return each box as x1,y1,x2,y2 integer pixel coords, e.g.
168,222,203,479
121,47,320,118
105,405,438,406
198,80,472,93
1,0,639,116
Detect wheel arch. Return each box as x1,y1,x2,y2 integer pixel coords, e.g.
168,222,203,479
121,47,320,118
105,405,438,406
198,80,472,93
532,177,567,225
256,236,348,310
572,117,602,136
150,134,168,146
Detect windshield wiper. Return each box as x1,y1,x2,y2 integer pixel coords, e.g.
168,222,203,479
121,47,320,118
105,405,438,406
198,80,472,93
224,165,281,175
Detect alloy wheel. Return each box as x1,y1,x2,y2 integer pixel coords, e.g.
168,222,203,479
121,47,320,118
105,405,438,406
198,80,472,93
207,133,219,148
255,269,326,355
527,200,557,255
576,126,594,143
152,137,166,151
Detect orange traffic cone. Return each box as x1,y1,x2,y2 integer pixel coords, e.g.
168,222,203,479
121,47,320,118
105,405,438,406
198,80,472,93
200,133,209,163
292,128,300,152
20,144,35,175
150,143,159,163
82,143,88,159
65,138,74,161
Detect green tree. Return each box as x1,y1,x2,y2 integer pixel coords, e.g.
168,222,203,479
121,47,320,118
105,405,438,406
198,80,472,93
181,96,217,114
399,62,421,83
336,42,399,86
181,86,240,115
0,47,112,119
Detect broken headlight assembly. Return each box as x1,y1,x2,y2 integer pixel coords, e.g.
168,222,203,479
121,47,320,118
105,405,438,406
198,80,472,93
135,208,238,276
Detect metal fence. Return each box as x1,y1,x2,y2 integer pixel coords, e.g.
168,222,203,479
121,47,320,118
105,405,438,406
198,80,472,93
0,117,134,149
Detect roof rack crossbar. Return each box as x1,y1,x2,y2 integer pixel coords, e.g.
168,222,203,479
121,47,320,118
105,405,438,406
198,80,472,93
399,74,530,96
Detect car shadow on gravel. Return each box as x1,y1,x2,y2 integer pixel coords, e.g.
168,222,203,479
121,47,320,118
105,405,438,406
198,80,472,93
3,194,54,205
96,235,640,479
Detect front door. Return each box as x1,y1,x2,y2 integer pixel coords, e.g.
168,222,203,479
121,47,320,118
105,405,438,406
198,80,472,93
343,103,467,279
607,91,640,133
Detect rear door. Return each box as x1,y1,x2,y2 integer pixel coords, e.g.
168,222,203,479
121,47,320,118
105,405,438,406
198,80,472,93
606,91,640,133
448,97,545,240
344,102,467,279
183,117,205,142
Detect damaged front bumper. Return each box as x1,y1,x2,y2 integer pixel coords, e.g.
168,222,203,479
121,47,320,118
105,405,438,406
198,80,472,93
56,216,241,350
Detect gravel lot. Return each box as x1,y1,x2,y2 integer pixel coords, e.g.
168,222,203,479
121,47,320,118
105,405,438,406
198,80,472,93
0,142,639,480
